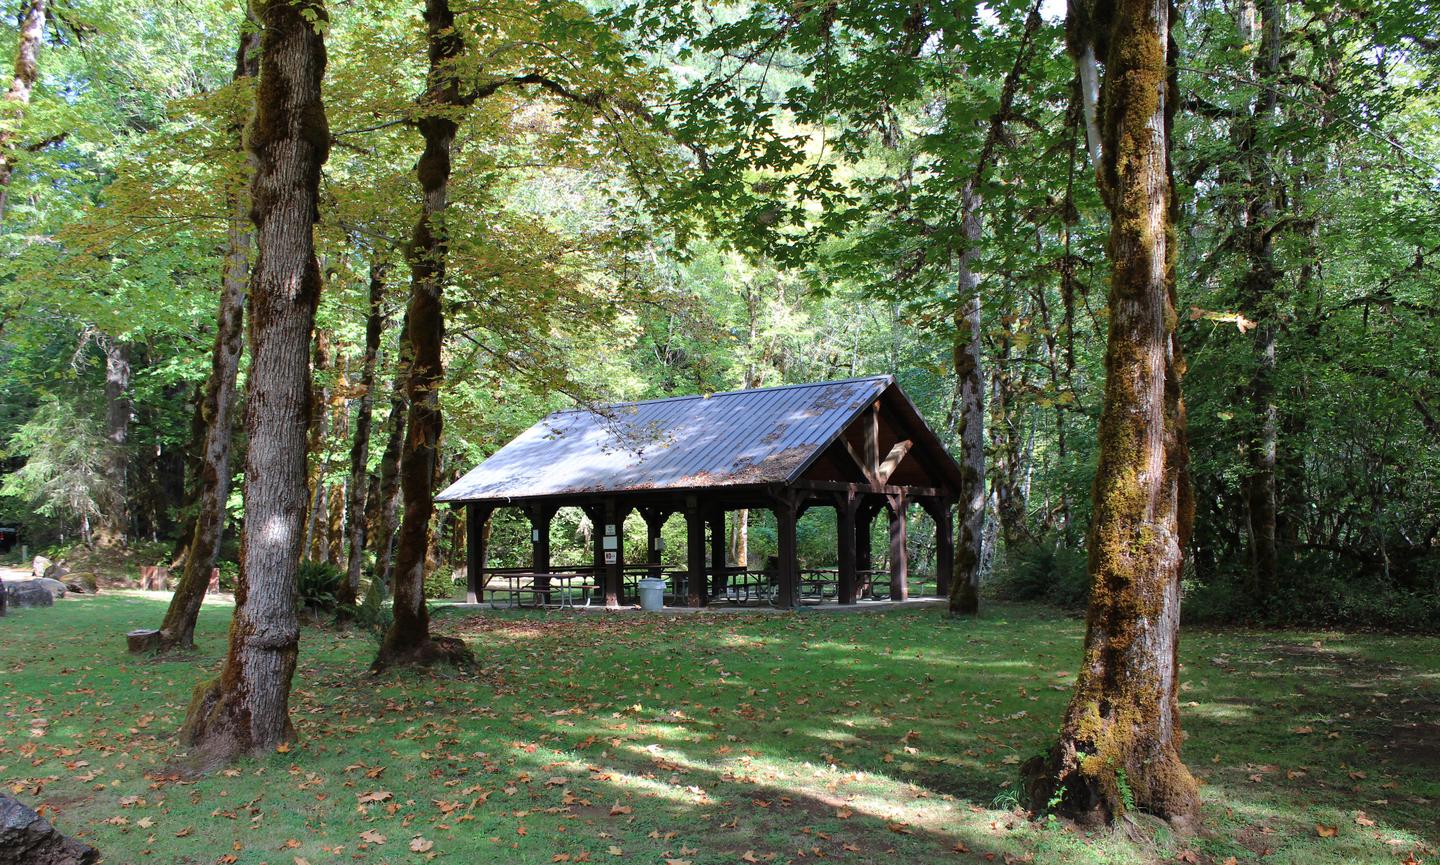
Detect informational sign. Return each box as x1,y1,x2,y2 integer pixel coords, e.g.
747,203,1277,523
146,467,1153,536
532,529,541,542
653,537,665,551
605,523,617,536
604,551,618,564
603,536,618,550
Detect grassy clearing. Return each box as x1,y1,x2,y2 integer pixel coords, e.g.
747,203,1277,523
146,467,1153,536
0,592,1435,865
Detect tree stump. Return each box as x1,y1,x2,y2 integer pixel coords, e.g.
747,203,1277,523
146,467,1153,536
126,628,162,654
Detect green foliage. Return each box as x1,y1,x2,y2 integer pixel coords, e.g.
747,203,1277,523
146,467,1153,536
990,538,1089,610
423,565,458,600
0,396,112,543
295,559,345,611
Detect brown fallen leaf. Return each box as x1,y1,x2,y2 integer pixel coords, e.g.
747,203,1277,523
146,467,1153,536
357,790,393,804
609,803,632,816
1315,824,1338,837
359,829,387,844
410,836,434,853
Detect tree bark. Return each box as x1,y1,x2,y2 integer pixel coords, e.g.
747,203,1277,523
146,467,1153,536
94,338,131,548
949,184,985,615
302,332,332,561
374,0,473,670
0,0,45,226
1024,0,1199,827
154,21,260,652
179,0,329,766
370,329,407,588
339,257,387,613
1238,0,1284,609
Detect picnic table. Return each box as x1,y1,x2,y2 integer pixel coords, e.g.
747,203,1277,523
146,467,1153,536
481,570,596,609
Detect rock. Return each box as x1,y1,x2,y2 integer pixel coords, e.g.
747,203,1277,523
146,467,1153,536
126,628,162,654
3,580,54,609
30,555,52,578
42,562,70,581
0,791,100,865
67,572,99,593
35,578,67,600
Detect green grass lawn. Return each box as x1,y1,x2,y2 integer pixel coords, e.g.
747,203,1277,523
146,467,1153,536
1,593,1435,865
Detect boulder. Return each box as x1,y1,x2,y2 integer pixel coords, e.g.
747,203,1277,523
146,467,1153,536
42,562,70,581
3,580,54,609
0,791,100,865
64,572,98,595
30,555,52,578
36,578,68,600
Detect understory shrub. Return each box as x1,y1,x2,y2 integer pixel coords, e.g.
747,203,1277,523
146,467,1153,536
989,538,1089,609
296,559,344,611
424,566,459,599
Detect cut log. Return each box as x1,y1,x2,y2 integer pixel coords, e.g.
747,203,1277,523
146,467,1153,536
126,628,162,654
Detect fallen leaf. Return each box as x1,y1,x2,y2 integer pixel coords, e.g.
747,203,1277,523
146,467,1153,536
359,829,387,844
410,837,434,853
1315,824,1338,837
357,790,393,804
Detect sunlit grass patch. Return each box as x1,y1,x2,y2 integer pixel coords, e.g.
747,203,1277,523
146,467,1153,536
0,593,1435,864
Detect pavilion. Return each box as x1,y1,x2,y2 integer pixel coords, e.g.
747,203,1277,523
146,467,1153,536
436,375,963,608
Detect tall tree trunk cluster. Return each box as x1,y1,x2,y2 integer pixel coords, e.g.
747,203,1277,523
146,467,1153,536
1024,0,1200,828
373,0,473,670
155,21,260,652
180,0,330,764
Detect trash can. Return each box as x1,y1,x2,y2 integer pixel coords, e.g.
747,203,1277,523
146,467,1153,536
637,577,666,611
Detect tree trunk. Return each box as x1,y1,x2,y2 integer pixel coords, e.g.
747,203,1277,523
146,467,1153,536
95,339,131,548
949,183,985,615
179,0,329,767
339,258,387,613
153,20,259,653
371,343,407,588
1024,0,1199,827
302,333,332,561
1238,0,1284,610
0,0,45,226
374,0,472,670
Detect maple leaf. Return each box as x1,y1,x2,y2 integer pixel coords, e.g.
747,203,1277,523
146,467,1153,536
608,846,623,856
835,807,852,819
609,803,632,816
357,790,393,804
359,829,387,844
410,836,434,853
741,852,761,863
1315,824,1339,837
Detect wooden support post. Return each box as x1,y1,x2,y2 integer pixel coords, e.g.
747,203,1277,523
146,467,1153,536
708,508,726,601
856,499,880,598
530,504,554,604
774,493,800,609
465,503,492,604
684,501,706,607
641,507,667,579
602,499,624,608
836,492,859,605
923,498,954,597
887,493,909,601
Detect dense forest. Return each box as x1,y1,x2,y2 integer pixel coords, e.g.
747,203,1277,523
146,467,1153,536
0,0,1437,850
3,0,1434,627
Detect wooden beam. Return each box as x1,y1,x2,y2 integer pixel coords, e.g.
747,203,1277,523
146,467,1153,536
774,492,800,609
875,439,913,485
835,492,859,605
529,503,554,604
465,504,492,604
708,507,726,601
841,435,878,486
792,479,947,499
887,493,909,601
684,502,707,607
921,498,954,597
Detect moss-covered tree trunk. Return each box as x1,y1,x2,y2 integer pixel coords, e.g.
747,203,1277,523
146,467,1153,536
155,20,260,652
949,182,984,615
373,0,472,670
179,0,329,766
370,326,408,588
339,257,387,614
1023,0,1200,828
0,0,45,227
94,338,131,549
1239,0,1284,609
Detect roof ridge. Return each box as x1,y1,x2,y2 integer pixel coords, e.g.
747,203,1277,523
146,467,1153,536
547,374,893,416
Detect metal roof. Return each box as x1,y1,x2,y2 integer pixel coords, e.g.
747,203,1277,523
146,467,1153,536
437,376,907,504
